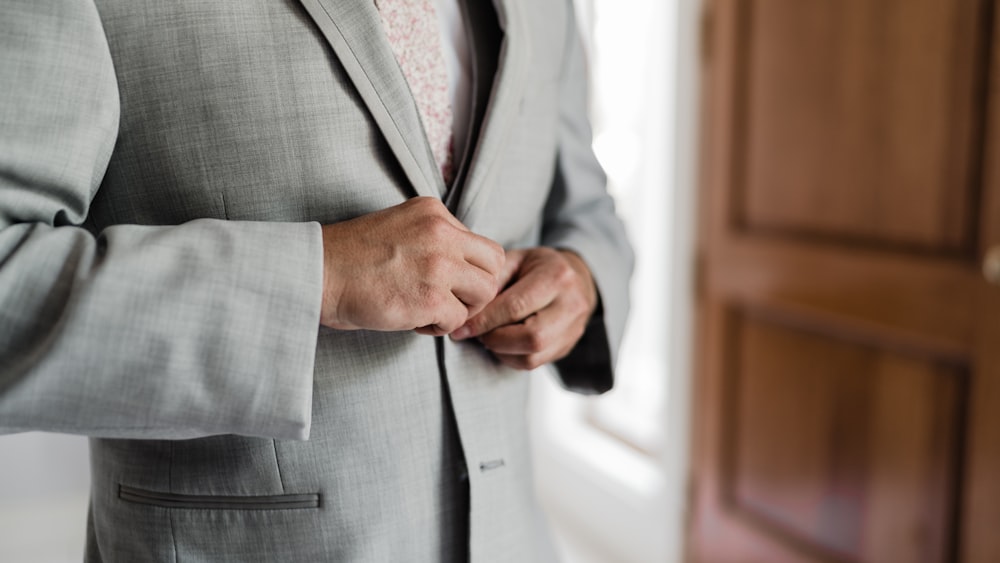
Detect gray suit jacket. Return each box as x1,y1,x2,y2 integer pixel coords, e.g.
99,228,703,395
0,0,633,561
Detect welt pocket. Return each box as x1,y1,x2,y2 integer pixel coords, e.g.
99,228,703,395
118,484,320,510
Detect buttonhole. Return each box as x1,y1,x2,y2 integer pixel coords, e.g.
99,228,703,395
479,459,505,472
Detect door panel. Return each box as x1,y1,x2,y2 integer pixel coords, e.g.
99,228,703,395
736,0,985,250
726,311,962,562
691,0,999,561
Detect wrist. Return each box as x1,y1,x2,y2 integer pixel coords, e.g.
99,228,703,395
556,249,598,315
320,224,348,328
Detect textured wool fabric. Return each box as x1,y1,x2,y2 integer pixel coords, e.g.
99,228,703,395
0,0,634,561
376,0,456,184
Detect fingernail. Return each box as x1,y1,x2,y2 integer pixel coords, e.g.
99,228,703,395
451,325,472,340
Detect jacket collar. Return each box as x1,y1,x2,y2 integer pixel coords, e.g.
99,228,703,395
296,0,440,198
295,0,529,225
452,0,528,228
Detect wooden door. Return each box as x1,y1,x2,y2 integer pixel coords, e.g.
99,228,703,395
689,0,1000,561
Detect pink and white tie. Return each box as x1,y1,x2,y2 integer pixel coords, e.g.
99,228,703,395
375,0,455,185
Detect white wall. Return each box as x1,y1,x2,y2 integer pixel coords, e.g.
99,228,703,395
533,0,702,561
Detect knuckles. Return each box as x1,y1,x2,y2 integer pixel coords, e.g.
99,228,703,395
421,214,454,241
523,356,546,370
408,196,445,212
523,328,547,355
565,292,590,316
551,257,577,288
488,241,506,273
422,252,451,281
507,354,543,371
503,294,532,323
437,314,466,335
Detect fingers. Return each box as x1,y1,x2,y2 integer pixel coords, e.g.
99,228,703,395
475,307,568,355
496,248,527,290
450,247,599,371
411,199,504,325
420,213,503,316
460,232,505,283
413,197,504,283
413,211,501,333
413,292,473,336
493,347,575,371
411,253,497,335
410,196,468,231
450,262,503,318
476,296,586,370
452,248,564,340
320,196,510,333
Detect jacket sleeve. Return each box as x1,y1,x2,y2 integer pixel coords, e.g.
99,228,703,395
0,1,323,440
541,3,634,394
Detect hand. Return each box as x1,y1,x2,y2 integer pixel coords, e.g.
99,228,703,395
450,247,597,370
320,197,505,335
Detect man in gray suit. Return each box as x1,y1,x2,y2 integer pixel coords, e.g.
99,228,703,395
0,0,632,561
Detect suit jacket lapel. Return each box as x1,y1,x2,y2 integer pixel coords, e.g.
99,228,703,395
453,0,529,227
296,0,443,199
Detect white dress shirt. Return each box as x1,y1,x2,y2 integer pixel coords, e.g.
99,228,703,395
433,0,473,171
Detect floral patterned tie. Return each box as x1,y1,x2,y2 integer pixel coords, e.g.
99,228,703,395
375,0,455,185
